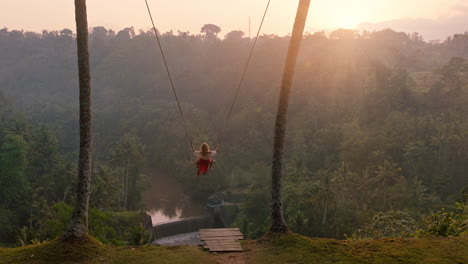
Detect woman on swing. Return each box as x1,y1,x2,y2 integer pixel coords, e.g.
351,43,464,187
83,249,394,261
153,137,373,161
192,142,218,176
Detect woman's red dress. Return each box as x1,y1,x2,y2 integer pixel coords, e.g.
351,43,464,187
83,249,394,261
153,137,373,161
196,158,212,176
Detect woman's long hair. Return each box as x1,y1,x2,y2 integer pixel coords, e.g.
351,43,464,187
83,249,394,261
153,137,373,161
200,142,211,154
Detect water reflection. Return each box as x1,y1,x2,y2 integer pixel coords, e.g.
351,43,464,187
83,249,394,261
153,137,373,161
147,208,183,224
143,172,204,225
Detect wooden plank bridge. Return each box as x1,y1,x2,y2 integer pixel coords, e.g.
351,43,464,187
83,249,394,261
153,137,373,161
199,228,244,252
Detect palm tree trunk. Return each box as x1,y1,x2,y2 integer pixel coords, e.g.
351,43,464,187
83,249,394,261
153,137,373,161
63,0,92,241
462,159,464,181
29,192,33,230
270,0,311,233
437,145,441,170
383,186,386,210
124,158,129,209
322,192,328,225
119,165,125,208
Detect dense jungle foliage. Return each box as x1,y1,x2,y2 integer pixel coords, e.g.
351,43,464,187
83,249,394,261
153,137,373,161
0,26,467,245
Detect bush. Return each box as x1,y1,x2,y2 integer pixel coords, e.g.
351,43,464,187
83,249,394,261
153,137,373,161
0,209,19,245
419,202,467,237
44,203,130,245
352,211,417,239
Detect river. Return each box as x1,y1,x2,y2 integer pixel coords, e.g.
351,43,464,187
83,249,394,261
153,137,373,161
142,173,204,225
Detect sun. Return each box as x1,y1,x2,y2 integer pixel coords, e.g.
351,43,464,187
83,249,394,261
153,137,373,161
334,16,360,29
312,1,374,31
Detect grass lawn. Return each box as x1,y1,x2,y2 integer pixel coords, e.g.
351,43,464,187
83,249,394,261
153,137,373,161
1,234,467,264
248,233,468,264
0,237,216,264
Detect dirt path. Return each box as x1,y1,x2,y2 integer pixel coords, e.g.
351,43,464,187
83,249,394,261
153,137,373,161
213,251,248,264
211,241,262,264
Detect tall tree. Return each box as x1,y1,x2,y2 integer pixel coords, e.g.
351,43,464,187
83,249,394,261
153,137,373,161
63,0,93,241
270,0,311,233
201,24,221,39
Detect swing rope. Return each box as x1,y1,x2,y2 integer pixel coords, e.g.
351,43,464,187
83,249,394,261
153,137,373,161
215,0,271,147
145,0,194,148
144,0,271,149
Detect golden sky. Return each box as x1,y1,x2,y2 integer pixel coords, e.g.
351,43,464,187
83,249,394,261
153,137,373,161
1,0,466,38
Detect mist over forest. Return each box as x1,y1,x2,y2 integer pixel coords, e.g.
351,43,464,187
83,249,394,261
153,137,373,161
0,25,467,246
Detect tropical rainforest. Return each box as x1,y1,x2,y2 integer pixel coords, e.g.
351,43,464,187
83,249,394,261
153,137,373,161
0,26,467,247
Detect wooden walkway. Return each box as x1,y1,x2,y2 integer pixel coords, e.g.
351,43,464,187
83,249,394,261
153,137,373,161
199,228,244,252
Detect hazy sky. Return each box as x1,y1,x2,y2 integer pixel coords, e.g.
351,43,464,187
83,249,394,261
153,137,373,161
2,0,467,40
